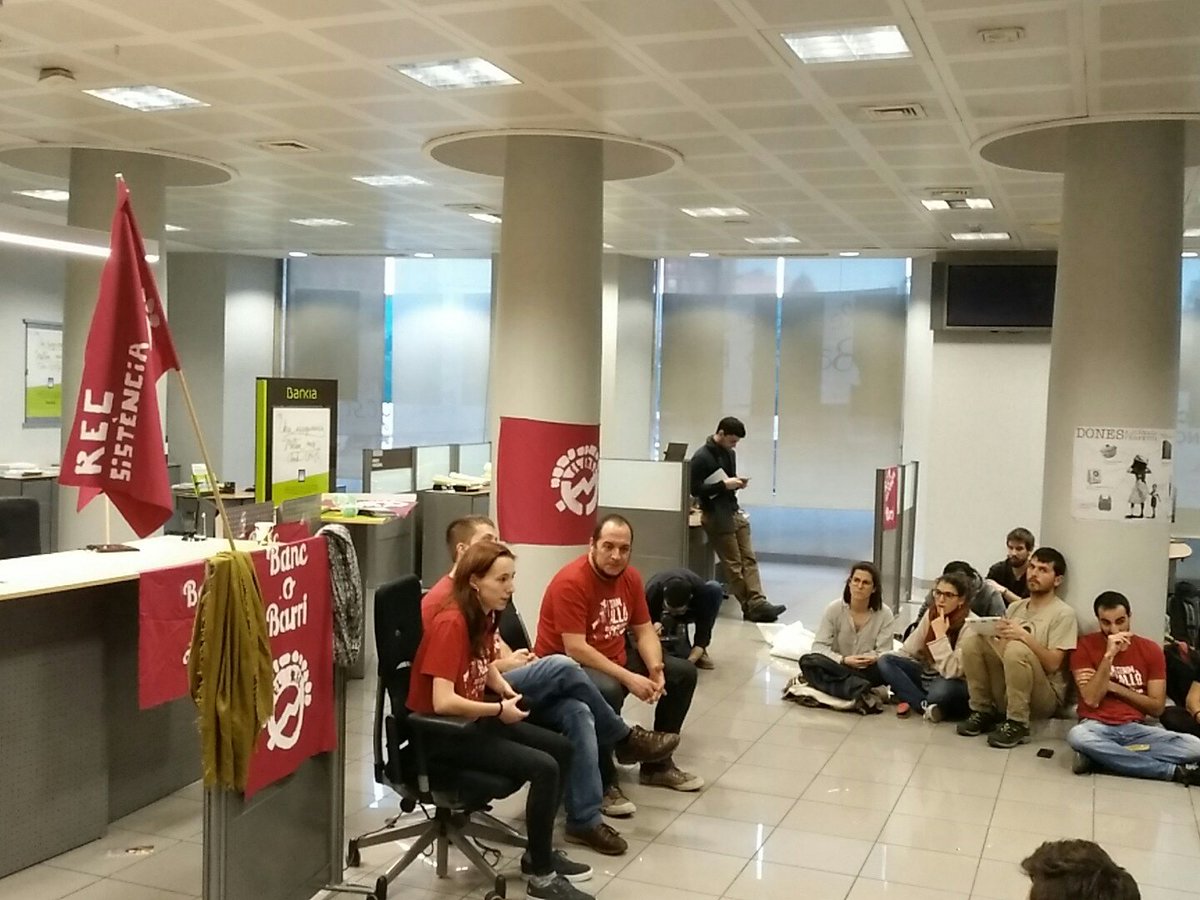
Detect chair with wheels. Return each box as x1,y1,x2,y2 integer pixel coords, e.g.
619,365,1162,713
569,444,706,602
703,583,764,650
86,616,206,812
346,575,526,900
0,498,41,559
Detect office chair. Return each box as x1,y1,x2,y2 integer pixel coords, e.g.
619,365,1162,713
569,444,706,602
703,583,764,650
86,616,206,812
0,498,41,559
498,601,532,652
345,575,526,900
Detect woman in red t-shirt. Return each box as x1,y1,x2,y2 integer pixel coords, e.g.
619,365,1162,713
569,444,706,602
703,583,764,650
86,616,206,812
407,541,593,900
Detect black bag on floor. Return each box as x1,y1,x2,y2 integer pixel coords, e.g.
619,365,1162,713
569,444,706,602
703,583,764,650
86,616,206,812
1169,581,1200,648
1165,641,1200,707
798,652,873,702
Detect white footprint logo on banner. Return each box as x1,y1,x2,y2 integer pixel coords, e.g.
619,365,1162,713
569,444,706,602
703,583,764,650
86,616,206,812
267,650,312,751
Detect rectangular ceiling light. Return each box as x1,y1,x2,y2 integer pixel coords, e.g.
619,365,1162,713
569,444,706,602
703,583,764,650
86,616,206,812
14,189,69,202
469,212,502,224
744,235,800,245
922,197,994,210
290,217,350,227
1185,228,1200,238
782,25,912,64
964,197,995,209
951,231,1010,241
163,223,187,232
681,206,748,218
0,230,108,258
391,57,520,90
353,174,429,187
83,85,208,111
921,199,951,211
839,251,861,257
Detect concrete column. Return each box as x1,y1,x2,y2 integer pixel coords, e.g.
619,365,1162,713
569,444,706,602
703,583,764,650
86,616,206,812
490,135,604,620
60,150,167,549
1039,122,1184,633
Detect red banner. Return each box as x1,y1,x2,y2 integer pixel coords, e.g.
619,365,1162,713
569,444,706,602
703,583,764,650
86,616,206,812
882,466,899,532
58,180,181,537
136,537,336,798
497,417,600,545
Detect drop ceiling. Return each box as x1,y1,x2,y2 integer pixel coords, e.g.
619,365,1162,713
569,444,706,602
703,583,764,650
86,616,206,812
0,0,1197,258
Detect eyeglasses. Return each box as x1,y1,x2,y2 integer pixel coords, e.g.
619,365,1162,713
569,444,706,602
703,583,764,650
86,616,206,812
849,577,873,587
932,589,962,600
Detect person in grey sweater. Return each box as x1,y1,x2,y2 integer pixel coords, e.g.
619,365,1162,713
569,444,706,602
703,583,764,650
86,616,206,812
810,561,896,686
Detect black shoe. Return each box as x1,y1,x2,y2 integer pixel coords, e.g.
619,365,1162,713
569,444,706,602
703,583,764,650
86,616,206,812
743,602,785,623
1072,751,1093,775
956,710,1000,737
987,719,1030,749
522,850,593,884
526,873,596,899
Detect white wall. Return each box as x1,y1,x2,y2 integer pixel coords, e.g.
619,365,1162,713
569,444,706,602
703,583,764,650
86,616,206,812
600,254,655,459
0,246,65,465
223,256,278,485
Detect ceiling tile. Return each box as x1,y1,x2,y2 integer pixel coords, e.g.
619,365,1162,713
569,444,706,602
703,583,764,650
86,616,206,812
740,0,894,28
649,36,773,74
682,72,801,106
751,128,848,152
965,87,1075,118
452,89,570,119
312,18,464,60
284,68,411,101
930,9,1069,57
609,110,714,136
510,46,645,82
564,80,684,112
198,32,342,68
671,134,747,156
1100,80,1200,112
581,0,737,37
242,0,394,20
1099,0,1200,43
348,96,473,127
806,63,935,100
440,5,592,47
950,54,1072,91
102,0,261,31
718,103,826,130
171,107,285,136
0,1,141,43
174,75,309,106
103,42,231,79
858,121,960,148
1101,45,1200,83
774,148,870,170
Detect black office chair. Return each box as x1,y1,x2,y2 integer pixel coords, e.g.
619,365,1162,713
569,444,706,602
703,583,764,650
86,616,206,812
0,498,41,559
498,601,531,652
345,575,526,900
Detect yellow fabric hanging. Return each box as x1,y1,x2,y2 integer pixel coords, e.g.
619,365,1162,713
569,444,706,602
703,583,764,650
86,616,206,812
187,550,274,792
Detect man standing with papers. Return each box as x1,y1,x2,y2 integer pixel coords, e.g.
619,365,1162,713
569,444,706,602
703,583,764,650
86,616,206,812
689,417,785,623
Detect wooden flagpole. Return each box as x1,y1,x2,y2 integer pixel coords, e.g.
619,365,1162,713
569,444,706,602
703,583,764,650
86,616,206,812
173,367,237,553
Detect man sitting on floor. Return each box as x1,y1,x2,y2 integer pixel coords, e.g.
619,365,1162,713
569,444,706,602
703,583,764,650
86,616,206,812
645,567,723,670
957,546,1078,748
1068,591,1200,784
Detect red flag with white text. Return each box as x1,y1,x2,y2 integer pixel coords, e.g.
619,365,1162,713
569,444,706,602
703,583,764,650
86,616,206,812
496,416,599,545
58,180,181,537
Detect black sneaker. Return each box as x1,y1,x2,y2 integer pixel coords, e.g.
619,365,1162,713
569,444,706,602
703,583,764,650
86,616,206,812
987,719,1030,749
1072,751,1093,775
522,850,593,884
1173,764,1200,786
526,873,596,899
743,602,786,623
956,710,1000,737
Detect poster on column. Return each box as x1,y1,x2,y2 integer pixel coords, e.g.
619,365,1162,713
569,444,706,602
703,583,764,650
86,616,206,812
497,417,599,545
1071,425,1174,522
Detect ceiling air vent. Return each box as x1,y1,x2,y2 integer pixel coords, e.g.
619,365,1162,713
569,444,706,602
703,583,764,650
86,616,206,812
928,187,972,200
861,103,926,122
256,139,320,153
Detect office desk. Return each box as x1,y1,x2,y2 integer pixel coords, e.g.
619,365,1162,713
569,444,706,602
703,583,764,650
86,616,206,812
171,488,259,537
0,535,255,878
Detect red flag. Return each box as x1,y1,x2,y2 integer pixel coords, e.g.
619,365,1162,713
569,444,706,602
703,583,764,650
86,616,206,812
496,417,599,545
59,180,181,537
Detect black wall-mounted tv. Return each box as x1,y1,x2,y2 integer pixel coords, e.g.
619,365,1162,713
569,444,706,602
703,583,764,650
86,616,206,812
935,262,1057,331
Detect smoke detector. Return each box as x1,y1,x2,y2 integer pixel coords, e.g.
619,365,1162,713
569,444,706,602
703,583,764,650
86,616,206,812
38,66,76,87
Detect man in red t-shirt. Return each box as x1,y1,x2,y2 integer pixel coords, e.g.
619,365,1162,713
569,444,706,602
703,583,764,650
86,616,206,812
1068,591,1200,783
537,514,701,809
422,515,499,627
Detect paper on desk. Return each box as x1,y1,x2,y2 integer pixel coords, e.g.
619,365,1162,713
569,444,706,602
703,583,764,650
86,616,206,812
703,468,729,486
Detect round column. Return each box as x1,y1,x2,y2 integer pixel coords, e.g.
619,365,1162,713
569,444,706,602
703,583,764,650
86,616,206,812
984,119,1190,632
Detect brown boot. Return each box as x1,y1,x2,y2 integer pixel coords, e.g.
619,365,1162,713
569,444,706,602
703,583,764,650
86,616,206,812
614,724,680,765
565,822,628,856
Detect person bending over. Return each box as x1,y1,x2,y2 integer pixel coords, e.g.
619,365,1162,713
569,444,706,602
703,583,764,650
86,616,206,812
1067,591,1200,784
985,526,1035,605
645,567,723,670
803,561,895,689
408,541,592,899
878,570,975,722
1021,840,1140,900
536,515,702,821
957,547,1078,748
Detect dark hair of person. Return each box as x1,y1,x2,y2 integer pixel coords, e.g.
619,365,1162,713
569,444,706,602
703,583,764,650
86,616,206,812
1021,839,1140,900
843,561,883,611
1093,591,1131,618
1032,546,1067,578
662,578,692,613
1007,527,1036,550
451,541,514,658
592,513,634,544
936,571,972,600
444,515,495,562
716,416,746,438
941,560,977,579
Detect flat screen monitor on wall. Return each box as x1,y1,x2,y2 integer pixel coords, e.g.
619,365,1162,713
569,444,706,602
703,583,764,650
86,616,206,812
935,262,1057,331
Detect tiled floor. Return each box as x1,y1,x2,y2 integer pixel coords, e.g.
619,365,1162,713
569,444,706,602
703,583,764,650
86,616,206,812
8,562,1200,900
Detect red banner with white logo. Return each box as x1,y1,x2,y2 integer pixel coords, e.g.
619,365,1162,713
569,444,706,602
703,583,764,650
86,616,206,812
882,466,899,532
58,180,181,537
497,417,599,545
136,537,336,798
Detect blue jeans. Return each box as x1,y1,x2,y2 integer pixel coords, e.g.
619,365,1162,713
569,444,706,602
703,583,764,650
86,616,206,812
505,654,630,830
876,653,969,719
1067,719,1200,781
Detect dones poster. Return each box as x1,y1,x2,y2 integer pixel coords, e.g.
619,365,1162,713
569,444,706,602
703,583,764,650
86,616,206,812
1071,425,1174,522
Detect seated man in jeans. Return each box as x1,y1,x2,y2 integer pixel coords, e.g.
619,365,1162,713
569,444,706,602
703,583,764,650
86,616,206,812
536,514,702,821
645,567,724,670
1067,591,1200,783
956,547,1078,748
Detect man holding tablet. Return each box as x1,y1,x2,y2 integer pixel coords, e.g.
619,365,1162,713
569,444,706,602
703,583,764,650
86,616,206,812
956,547,1078,748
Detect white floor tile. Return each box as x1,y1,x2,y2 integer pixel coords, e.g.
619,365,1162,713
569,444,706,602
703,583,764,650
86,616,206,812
723,859,855,900
616,842,747,895
757,826,875,876
0,865,98,900
860,843,979,894
878,813,987,858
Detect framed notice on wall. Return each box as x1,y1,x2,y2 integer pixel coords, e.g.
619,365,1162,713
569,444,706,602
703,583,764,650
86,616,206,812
24,320,62,426
254,377,338,504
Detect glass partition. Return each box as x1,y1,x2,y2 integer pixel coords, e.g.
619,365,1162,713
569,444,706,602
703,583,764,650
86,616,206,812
457,442,492,476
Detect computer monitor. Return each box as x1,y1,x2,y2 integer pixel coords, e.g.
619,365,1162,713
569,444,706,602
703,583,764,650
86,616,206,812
663,442,688,462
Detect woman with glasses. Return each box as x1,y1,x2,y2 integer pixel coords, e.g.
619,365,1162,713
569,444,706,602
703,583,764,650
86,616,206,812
806,561,895,688
877,570,976,722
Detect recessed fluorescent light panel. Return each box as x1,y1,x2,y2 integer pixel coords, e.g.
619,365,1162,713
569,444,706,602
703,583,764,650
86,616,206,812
744,235,800,245
0,230,108,257
681,207,748,218
83,85,208,111
468,212,502,224
352,175,429,187
413,252,435,258
602,243,614,250
1184,251,1198,259
288,251,309,258
1185,228,1200,238
290,218,350,227
782,25,912,64
951,231,1010,241
921,197,994,211
14,189,69,202
839,251,861,257
689,252,710,258
163,224,187,232
391,57,520,90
